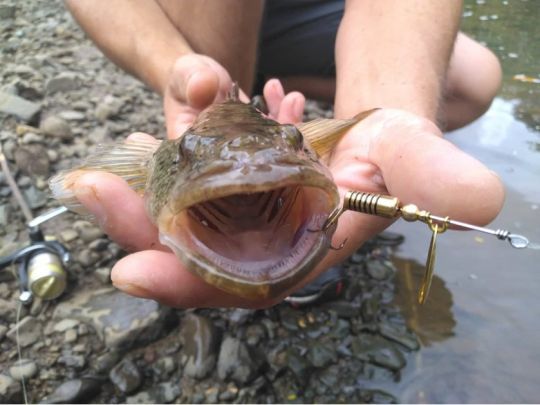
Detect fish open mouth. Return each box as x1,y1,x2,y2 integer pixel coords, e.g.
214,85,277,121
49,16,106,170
158,180,338,300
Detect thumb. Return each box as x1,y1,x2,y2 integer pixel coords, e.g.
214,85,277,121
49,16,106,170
168,54,230,109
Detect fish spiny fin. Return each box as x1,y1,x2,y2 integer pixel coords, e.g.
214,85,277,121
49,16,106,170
49,139,160,216
297,108,379,157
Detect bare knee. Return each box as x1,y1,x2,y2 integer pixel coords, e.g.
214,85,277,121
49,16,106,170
443,33,502,130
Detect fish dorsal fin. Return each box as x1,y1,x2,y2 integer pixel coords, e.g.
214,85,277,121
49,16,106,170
228,82,240,102
49,139,160,216
297,108,379,157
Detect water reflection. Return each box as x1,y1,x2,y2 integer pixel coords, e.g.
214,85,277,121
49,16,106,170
393,258,456,346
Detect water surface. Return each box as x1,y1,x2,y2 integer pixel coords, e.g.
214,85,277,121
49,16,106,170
388,1,540,402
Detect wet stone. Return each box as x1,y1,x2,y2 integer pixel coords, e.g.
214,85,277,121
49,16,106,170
286,346,312,381
109,358,142,394
361,296,381,323
366,260,394,281
379,323,420,351
205,386,219,404
351,334,406,371
40,115,73,141
40,378,101,404
9,358,38,381
6,315,42,347
307,341,337,368
53,287,168,349
53,318,80,332
57,353,86,369
179,313,219,379
217,336,261,384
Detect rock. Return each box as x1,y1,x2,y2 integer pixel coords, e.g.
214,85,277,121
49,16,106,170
6,315,42,347
351,334,406,371
53,287,169,348
378,323,420,351
89,238,109,252
9,358,38,381
205,386,219,403
94,350,121,374
40,378,101,404
0,5,16,20
179,313,220,379
366,260,394,281
94,267,111,284
109,359,142,394
152,356,176,378
307,342,337,368
58,110,85,121
59,229,78,243
57,354,86,369
75,223,103,243
46,72,80,94
0,373,22,403
87,126,109,144
219,385,239,402
128,382,181,404
14,144,50,176
64,329,77,343
40,115,72,141
76,248,100,267
22,185,48,209
0,203,10,227
0,90,41,122
95,95,122,121
227,308,255,325
217,336,260,384
21,132,44,144
47,148,59,163
53,318,80,332
0,324,7,340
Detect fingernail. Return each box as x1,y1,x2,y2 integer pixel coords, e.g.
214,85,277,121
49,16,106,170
113,282,153,299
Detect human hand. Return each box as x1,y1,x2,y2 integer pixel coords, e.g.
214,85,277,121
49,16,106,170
164,54,304,138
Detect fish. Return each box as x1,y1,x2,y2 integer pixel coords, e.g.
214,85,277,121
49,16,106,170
50,83,375,300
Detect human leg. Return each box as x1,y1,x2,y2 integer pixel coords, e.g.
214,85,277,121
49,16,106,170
443,32,502,130
156,0,264,93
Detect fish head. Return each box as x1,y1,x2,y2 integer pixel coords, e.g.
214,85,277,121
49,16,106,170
152,100,340,300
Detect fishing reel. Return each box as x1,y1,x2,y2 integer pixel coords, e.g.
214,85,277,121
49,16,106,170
0,207,70,304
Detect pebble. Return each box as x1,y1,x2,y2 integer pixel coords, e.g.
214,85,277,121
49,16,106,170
0,5,16,20
40,115,73,141
0,90,41,122
76,248,100,267
109,358,142,394
179,313,219,379
0,324,7,340
307,341,337,368
0,373,22,403
0,203,10,227
46,72,80,94
217,336,259,384
53,318,80,332
53,287,167,348
64,329,78,343
21,131,44,144
76,224,104,243
6,315,42,347
9,358,38,381
15,145,50,176
58,110,86,121
94,267,111,284
57,353,86,369
47,148,59,163
40,378,101,404
366,260,394,280
60,229,78,243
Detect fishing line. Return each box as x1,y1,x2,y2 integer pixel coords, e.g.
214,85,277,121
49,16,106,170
16,301,29,405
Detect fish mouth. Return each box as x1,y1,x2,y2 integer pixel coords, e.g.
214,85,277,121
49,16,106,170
158,165,339,300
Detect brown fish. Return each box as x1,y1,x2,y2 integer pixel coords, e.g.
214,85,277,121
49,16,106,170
50,84,374,299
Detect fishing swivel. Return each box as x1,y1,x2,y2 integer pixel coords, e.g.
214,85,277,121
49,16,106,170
323,190,530,305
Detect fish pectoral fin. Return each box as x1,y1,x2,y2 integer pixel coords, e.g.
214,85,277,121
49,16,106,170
297,108,379,157
49,139,160,215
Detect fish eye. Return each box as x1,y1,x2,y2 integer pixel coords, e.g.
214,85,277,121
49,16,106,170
283,125,303,149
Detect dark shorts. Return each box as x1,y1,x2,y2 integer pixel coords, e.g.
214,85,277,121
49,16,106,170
257,0,344,79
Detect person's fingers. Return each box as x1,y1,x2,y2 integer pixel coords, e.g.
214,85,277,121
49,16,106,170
277,91,305,124
71,171,166,252
111,250,279,308
263,78,285,118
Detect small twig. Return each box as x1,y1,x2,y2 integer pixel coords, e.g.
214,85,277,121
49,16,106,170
0,143,34,223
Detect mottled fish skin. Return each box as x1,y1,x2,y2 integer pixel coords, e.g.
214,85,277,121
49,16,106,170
50,85,375,300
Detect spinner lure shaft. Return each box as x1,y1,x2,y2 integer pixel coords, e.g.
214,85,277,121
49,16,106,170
330,190,530,304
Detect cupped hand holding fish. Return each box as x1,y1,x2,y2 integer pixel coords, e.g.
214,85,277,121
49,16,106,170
51,81,504,309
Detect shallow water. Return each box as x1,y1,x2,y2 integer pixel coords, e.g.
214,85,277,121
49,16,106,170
388,1,540,402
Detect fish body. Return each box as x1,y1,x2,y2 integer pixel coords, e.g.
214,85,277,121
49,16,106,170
50,86,372,299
